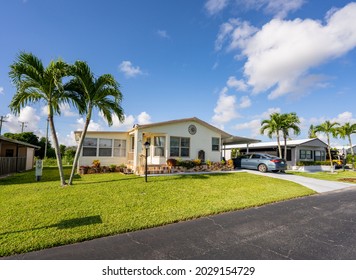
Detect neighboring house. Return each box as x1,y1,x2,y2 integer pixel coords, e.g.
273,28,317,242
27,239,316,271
0,135,40,176
74,117,259,174
336,145,356,155
224,138,328,167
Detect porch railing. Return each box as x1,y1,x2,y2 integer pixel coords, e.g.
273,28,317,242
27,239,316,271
0,157,26,176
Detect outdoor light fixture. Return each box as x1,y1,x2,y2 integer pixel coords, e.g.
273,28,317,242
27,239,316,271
144,141,150,182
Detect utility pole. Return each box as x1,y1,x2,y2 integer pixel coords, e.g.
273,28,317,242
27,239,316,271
0,116,8,135
19,121,28,133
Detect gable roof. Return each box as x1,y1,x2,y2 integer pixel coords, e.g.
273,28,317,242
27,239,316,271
0,135,40,149
132,117,231,137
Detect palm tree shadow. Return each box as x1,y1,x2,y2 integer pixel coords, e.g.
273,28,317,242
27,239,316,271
1,215,102,236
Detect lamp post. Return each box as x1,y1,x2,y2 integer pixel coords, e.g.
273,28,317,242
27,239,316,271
144,141,150,182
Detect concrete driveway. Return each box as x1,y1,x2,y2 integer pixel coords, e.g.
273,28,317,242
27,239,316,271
243,170,354,193
5,183,356,260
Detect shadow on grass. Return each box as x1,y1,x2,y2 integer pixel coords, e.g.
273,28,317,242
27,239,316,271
0,215,102,236
145,172,235,182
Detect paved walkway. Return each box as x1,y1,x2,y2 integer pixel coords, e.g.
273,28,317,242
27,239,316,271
243,170,355,193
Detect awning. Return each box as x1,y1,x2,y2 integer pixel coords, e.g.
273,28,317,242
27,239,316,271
222,136,260,145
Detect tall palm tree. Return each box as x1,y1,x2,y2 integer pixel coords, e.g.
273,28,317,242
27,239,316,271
315,120,340,173
308,124,318,138
336,122,356,170
65,61,124,185
9,52,79,186
281,113,301,161
260,112,284,158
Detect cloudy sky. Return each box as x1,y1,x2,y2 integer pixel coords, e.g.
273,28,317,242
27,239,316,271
0,0,355,147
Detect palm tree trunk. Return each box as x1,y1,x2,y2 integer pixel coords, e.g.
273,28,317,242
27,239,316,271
348,135,355,171
276,132,282,158
48,114,67,186
68,110,92,185
283,134,287,160
326,134,334,173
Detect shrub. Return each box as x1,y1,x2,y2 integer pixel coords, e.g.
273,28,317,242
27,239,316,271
167,158,177,167
192,159,201,166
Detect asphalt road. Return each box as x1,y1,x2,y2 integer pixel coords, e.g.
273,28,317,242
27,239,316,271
5,185,356,260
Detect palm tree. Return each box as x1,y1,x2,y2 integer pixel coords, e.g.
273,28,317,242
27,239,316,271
9,52,79,186
308,124,318,138
65,61,124,185
260,112,284,158
336,122,356,170
281,113,301,161
315,120,340,173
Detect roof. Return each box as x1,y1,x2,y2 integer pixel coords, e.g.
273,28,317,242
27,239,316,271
74,117,260,145
226,138,328,149
0,135,40,149
132,117,231,137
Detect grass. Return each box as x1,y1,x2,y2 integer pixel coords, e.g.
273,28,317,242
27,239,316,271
287,170,356,183
0,167,315,257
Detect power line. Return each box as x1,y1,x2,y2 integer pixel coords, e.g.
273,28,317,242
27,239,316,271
0,116,8,135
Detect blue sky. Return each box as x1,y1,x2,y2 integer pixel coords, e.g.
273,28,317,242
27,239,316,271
0,0,355,147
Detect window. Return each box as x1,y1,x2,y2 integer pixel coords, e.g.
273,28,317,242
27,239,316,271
212,137,220,151
5,149,14,157
83,138,97,156
114,139,126,157
99,139,112,157
314,150,326,161
154,136,165,156
251,154,262,159
300,150,312,160
170,137,190,157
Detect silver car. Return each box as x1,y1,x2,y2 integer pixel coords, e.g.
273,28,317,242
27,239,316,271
233,153,287,173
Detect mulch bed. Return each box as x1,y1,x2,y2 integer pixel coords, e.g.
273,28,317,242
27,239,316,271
338,178,356,183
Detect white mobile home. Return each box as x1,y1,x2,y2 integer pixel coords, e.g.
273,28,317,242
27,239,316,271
74,117,259,174
224,138,328,167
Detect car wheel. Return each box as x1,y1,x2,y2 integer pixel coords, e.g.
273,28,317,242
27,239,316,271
258,164,267,173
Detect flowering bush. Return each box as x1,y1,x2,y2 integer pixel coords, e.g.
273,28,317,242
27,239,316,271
92,160,100,168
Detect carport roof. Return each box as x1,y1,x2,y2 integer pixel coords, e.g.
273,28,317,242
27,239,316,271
222,136,261,145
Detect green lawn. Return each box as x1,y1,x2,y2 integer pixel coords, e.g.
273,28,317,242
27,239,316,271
0,167,315,257
287,170,356,183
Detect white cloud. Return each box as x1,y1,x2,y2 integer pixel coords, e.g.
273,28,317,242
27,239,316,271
0,87,4,95
4,106,41,133
76,118,102,131
97,111,152,130
60,103,77,117
331,111,356,125
58,131,77,147
234,107,281,137
212,87,239,128
137,112,152,124
157,30,170,39
239,95,251,108
205,0,229,15
227,76,248,92
237,0,304,19
217,2,356,99
118,61,143,78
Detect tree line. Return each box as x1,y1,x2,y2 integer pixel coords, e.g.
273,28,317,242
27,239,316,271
260,112,356,171
8,52,124,186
